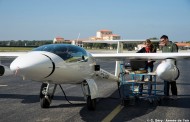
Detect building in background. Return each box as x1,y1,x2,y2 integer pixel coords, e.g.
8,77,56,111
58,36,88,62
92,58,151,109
90,29,120,40
53,37,64,43
175,42,190,50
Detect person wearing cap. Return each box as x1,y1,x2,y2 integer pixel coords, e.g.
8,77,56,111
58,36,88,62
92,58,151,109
160,35,178,98
137,39,156,96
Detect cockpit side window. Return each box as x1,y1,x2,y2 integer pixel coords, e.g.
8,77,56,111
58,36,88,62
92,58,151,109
64,45,88,63
33,44,88,62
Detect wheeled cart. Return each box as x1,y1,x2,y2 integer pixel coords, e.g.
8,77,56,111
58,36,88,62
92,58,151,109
119,63,163,106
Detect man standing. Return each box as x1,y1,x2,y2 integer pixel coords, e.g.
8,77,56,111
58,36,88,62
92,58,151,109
160,35,178,98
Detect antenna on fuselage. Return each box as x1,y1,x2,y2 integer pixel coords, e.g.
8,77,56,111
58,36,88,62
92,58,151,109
71,33,80,46
76,33,83,47
77,33,80,44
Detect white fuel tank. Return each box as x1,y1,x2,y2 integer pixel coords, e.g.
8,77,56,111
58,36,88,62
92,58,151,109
156,59,179,81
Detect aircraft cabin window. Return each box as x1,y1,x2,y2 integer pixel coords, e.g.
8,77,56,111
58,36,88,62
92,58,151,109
33,44,88,62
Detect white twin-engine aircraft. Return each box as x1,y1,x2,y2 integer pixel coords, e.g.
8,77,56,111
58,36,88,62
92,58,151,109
0,40,190,110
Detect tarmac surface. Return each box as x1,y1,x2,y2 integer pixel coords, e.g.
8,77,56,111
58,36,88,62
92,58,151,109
0,56,190,122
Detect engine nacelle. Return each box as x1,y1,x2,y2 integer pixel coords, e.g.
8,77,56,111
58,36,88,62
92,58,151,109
0,65,13,76
156,59,179,81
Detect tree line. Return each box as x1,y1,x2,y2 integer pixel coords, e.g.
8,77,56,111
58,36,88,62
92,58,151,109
0,40,53,47
83,43,159,50
0,40,160,50
2,40,190,50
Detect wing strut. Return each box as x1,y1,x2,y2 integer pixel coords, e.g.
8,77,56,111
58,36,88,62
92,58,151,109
115,41,124,77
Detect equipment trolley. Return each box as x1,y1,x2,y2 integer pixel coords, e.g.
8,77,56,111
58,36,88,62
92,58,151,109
119,63,163,105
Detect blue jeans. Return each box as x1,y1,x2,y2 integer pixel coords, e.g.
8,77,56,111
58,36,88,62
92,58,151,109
141,65,153,81
139,66,153,95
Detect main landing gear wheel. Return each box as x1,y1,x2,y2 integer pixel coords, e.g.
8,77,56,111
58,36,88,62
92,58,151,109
87,96,96,111
81,80,97,110
40,83,51,108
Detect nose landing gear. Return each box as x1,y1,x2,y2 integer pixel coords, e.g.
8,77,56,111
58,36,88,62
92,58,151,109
40,83,57,108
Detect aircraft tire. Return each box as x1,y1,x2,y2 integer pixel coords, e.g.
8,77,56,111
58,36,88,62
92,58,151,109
148,98,153,104
40,96,50,108
40,83,47,98
122,99,130,106
87,96,96,111
40,83,51,108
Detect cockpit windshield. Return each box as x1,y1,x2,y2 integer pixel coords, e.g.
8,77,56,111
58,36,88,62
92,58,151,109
33,44,88,62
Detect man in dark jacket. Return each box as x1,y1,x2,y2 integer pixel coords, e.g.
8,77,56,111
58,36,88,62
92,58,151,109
160,35,178,98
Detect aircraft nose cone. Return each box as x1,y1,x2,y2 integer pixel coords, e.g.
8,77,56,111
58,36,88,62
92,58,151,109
10,52,54,80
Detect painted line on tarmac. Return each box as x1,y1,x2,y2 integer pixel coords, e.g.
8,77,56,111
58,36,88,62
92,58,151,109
0,84,8,87
101,104,124,122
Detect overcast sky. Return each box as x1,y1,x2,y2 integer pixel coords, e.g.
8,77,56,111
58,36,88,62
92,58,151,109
0,0,190,41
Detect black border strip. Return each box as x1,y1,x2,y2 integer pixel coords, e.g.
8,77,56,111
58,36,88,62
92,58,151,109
0,65,5,76
42,54,55,78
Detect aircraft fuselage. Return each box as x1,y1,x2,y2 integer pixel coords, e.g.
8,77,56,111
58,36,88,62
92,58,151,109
10,44,97,84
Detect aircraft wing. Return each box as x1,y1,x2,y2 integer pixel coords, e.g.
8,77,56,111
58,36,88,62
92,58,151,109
0,52,27,58
91,53,190,61
83,39,159,44
0,52,27,76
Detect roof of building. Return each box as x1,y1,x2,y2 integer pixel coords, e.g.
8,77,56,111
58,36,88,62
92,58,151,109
109,34,120,36
53,37,64,42
98,29,112,32
175,42,190,47
55,37,64,39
